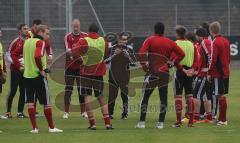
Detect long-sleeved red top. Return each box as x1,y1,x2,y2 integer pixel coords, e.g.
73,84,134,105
192,39,212,77
8,37,26,72
12,35,45,71
208,35,230,78
139,34,185,75
64,32,88,69
73,32,108,76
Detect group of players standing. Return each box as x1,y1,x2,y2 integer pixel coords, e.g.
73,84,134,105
0,18,230,133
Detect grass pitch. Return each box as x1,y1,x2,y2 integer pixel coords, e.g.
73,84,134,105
0,70,239,143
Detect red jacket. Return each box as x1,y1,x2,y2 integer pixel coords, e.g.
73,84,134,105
192,39,212,77
8,37,26,72
209,35,230,78
64,32,88,69
11,35,45,71
139,34,185,75
73,32,109,76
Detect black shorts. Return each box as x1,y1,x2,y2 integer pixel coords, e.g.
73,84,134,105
193,77,211,100
65,68,80,77
80,76,104,97
24,76,50,105
174,70,193,96
211,77,229,96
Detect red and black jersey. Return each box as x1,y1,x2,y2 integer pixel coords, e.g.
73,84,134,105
73,32,109,76
64,32,88,69
139,34,185,75
192,39,212,77
8,37,26,72
209,35,230,78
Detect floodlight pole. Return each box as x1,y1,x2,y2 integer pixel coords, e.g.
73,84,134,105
66,0,73,33
24,0,29,26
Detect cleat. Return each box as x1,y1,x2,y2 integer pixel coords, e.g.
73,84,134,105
88,125,96,130
4,112,12,119
187,123,194,127
17,113,28,118
135,122,145,129
217,121,228,126
49,128,63,133
80,112,88,118
106,124,114,130
0,115,7,120
157,122,164,129
30,128,39,134
62,112,69,119
172,122,182,128
121,114,128,120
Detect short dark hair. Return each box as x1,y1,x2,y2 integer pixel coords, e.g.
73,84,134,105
185,32,197,43
36,25,48,34
196,28,208,37
175,25,187,39
32,19,42,25
17,24,27,31
154,22,165,35
200,22,210,36
88,23,99,33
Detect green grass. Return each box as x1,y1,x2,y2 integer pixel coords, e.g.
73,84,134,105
0,70,240,143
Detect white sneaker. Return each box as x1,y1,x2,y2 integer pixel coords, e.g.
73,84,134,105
217,121,228,126
135,122,145,129
80,112,88,118
62,112,69,119
49,128,63,133
157,122,164,129
0,115,7,120
30,128,39,134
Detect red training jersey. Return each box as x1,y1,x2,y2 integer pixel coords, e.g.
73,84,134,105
209,35,230,78
73,32,109,76
64,32,88,69
139,34,185,75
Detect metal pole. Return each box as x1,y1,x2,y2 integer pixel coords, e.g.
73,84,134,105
228,0,231,36
123,0,125,31
66,0,72,33
175,3,178,26
24,0,29,26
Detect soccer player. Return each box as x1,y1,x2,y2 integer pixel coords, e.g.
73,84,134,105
136,22,185,129
192,28,213,123
13,25,62,133
63,19,88,119
107,32,137,120
4,24,29,118
73,23,113,130
208,21,230,126
0,27,7,131
172,25,195,127
0,28,6,95
29,19,53,117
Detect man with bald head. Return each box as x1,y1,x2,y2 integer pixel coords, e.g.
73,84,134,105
63,19,88,119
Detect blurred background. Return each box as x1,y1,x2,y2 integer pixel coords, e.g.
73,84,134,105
0,0,239,61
